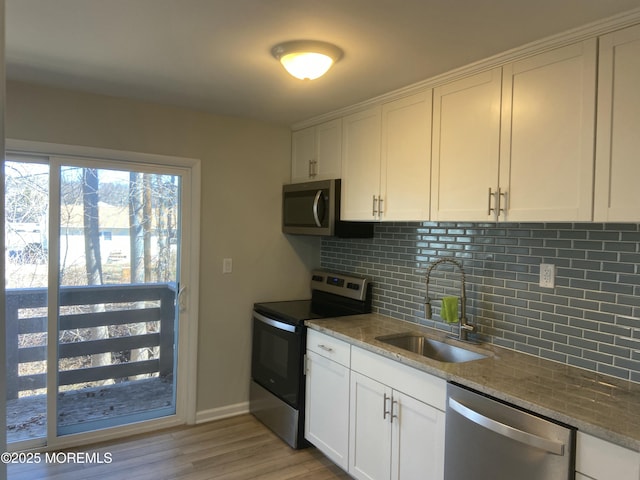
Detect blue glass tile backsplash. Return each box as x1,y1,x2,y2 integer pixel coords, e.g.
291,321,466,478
321,222,640,383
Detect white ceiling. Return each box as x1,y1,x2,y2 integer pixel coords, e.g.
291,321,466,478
7,0,640,125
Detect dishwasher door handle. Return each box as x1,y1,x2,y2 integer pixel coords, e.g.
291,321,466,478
448,397,565,456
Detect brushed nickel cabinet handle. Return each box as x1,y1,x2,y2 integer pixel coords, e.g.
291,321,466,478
391,398,398,423
488,187,500,221
499,189,507,218
383,392,391,420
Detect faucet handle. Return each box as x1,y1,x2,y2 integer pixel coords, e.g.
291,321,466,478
459,319,476,342
460,322,476,333
424,299,433,319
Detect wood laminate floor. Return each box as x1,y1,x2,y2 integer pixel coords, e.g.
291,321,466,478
7,414,351,480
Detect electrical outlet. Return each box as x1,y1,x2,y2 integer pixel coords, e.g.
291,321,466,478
539,263,555,288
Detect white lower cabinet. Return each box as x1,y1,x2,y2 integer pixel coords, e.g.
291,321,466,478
305,331,351,471
305,332,638,480
349,372,446,480
575,432,640,480
349,372,393,480
305,332,446,480
349,347,446,480
391,390,445,480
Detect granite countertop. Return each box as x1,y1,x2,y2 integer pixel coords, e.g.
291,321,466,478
306,313,640,452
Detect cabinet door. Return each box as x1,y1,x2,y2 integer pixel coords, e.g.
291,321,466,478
291,126,316,182
576,432,640,480
431,68,502,221
315,118,343,180
305,350,350,471
381,91,432,221
291,120,342,182
500,39,596,221
341,107,382,220
349,371,392,480
594,24,640,221
391,391,445,480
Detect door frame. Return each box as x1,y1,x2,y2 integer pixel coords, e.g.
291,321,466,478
5,138,201,450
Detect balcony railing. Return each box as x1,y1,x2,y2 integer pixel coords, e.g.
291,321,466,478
5,283,177,400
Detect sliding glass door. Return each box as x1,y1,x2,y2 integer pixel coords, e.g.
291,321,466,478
6,152,190,446
4,158,50,444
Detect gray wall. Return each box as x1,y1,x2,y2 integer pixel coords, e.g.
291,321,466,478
6,80,321,416
321,222,640,383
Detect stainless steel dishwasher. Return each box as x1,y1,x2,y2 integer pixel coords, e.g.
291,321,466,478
445,383,575,480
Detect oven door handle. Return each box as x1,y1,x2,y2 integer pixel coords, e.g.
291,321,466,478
254,311,297,333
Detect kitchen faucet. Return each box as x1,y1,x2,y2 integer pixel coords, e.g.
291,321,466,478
424,257,476,341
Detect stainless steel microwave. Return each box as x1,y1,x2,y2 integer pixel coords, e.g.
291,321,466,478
282,179,373,237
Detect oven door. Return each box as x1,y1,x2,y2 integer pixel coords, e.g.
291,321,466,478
251,311,304,408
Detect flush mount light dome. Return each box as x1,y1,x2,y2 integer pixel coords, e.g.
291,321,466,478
271,40,343,80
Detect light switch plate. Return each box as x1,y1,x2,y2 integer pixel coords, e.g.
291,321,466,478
223,258,233,274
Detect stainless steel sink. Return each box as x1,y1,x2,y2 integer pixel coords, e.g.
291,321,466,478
376,334,488,363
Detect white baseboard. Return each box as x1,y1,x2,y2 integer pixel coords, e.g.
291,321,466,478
195,401,250,424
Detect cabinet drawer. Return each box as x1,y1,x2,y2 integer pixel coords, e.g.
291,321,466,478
307,330,351,367
351,346,446,411
576,432,640,480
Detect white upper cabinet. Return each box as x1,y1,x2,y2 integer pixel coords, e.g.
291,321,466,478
594,23,640,221
341,91,432,221
431,68,502,221
341,106,383,220
290,22,640,225
381,91,432,221
291,126,315,182
432,40,597,222
500,39,597,222
291,118,342,183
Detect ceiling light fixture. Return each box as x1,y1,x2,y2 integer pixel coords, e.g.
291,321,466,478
271,40,343,80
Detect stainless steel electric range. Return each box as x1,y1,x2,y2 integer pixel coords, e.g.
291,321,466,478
250,270,371,448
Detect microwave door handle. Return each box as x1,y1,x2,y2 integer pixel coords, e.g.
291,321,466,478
312,190,323,227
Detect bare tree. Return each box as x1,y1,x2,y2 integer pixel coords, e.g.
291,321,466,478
143,174,153,281
82,168,110,373
129,172,145,283
83,168,102,285
128,172,149,377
